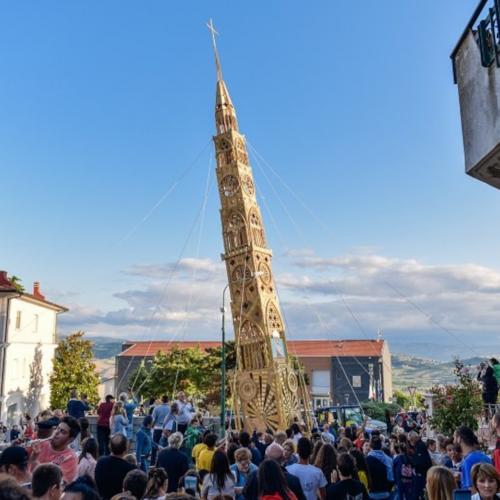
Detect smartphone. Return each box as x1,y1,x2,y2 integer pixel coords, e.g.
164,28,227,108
453,489,472,500
184,475,198,491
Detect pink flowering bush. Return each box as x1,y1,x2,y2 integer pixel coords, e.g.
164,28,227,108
428,359,483,435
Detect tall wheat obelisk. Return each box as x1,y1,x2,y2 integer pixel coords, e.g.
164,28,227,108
207,20,308,431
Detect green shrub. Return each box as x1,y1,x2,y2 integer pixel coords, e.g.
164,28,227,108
428,359,483,435
361,400,400,421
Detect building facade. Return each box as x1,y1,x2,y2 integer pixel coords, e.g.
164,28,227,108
0,272,67,424
452,0,500,189
115,339,392,408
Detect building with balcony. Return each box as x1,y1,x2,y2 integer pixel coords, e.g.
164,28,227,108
452,0,500,189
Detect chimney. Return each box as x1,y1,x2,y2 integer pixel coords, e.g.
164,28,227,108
33,281,45,300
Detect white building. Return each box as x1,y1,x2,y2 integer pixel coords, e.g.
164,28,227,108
0,271,67,424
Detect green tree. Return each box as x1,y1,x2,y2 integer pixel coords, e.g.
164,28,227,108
50,332,100,409
393,390,412,410
428,359,483,435
130,342,237,409
361,400,400,421
132,346,210,400
8,275,25,292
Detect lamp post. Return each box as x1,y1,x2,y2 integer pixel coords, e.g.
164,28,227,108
220,284,229,437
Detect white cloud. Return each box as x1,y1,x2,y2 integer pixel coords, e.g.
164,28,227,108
58,253,500,352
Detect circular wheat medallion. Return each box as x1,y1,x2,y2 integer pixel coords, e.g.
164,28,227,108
239,378,258,401
287,372,298,393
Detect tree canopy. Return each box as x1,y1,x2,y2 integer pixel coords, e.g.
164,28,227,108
129,341,236,408
50,331,100,409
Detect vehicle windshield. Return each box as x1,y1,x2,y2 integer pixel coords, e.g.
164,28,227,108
344,407,364,426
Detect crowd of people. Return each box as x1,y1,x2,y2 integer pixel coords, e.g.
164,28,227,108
0,388,499,500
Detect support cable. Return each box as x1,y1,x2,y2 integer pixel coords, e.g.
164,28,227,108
131,155,214,395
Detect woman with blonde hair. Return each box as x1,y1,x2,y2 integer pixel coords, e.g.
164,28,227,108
283,440,297,467
471,463,500,500
426,465,456,500
110,401,128,437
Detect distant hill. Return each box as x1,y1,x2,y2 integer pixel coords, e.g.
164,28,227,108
391,354,485,391
89,337,126,360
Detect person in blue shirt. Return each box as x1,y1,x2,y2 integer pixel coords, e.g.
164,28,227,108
135,415,153,472
230,447,258,500
151,395,170,464
119,391,137,439
66,389,89,420
455,425,492,489
368,435,394,483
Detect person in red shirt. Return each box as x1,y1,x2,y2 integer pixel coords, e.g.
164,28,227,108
29,416,80,485
97,394,115,456
492,413,500,474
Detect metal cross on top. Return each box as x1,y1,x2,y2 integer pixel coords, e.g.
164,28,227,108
206,18,223,81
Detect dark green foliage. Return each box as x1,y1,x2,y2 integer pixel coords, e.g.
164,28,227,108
8,275,25,292
130,341,236,407
50,332,100,409
361,400,400,421
428,359,483,435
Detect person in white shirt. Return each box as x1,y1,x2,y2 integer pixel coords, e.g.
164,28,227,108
286,437,327,500
174,391,194,434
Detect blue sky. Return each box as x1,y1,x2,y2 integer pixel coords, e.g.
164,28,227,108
2,1,500,358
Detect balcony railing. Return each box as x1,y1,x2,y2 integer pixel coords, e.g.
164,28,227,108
477,0,500,67
451,0,500,81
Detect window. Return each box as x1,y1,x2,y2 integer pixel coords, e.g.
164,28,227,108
312,370,330,395
33,314,39,333
352,375,362,388
15,311,21,330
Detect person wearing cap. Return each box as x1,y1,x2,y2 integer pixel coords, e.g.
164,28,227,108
36,416,60,440
0,445,32,489
29,416,80,485
243,442,306,500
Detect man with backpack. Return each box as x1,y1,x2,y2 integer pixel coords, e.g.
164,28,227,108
408,430,432,499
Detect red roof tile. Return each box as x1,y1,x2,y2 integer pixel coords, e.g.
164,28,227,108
0,271,17,292
119,339,385,358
